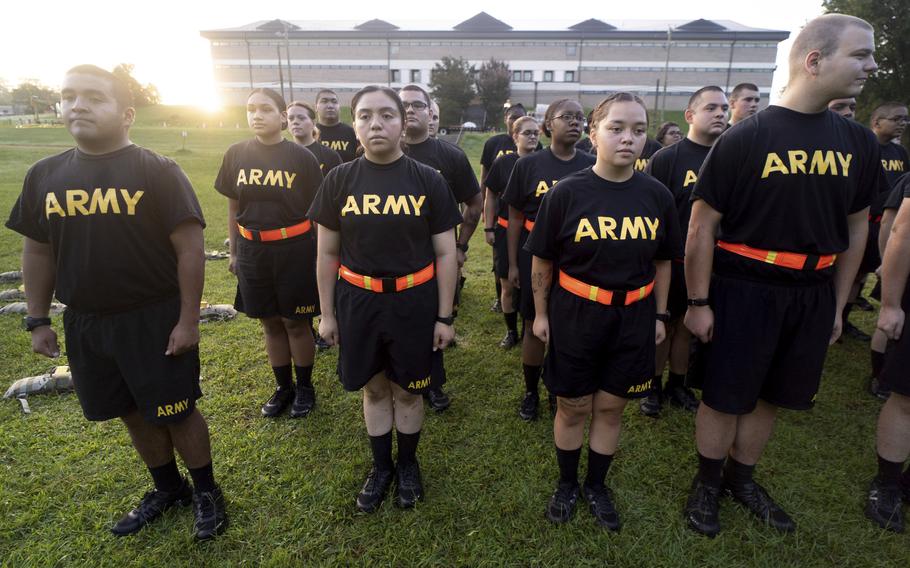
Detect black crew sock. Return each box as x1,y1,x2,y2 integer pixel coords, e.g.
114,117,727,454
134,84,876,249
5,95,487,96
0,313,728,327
504,311,518,334
396,430,421,465
369,431,394,472
188,461,216,493
522,364,541,394
148,459,183,493
584,448,614,488
871,350,886,379
724,456,755,487
667,372,685,389
876,454,904,487
556,446,581,485
272,364,293,390
294,365,313,389
697,452,725,488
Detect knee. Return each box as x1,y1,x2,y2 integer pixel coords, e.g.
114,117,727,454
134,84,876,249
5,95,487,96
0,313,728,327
260,316,284,335
394,390,422,408
557,399,591,427
364,382,392,403
888,392,910,414
282,318,311,338
592,404,623,427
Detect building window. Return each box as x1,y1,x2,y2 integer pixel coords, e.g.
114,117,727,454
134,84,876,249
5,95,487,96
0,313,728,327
410,69,421,83
523,70,533,81
391,69,400,83
564,70,575,82
512,70,522,82
543,71,554,82
566,44,577,56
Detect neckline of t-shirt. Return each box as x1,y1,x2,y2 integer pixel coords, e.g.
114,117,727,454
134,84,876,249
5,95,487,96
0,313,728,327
545,147,585,164
766,105,829,120
317,122,347,130
363,154,407,170
588,167,636,189
252,138,289,150
682,138,713,151
74,144,137,161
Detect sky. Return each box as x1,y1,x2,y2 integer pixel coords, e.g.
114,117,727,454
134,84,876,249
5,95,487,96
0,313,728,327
0,0,826,109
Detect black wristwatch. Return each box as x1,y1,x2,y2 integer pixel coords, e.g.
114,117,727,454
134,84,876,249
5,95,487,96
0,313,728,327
656,312,670,323
436,314,455,326
456,242,469,253
23,316,52,332
483,227,495,233
687,298,710,307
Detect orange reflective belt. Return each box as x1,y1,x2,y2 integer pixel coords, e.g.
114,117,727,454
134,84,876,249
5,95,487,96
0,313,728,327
497,216,509,229
523,218,535,232
558,270,654,307
339,263,435,293
238,219,312,242
716,241,836,271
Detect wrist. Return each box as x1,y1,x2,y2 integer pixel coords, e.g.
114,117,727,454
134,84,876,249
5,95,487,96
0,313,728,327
23,316,52,332
687,297,710,307
656,312,670,323
436,314,455,326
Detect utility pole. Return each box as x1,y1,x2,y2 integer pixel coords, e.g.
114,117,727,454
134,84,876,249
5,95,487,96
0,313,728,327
275,45,285,101
660,26,672,125
283,26,294,102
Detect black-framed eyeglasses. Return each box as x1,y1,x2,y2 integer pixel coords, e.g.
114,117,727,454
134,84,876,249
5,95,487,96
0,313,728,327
403,101,428,111
553,113,585,123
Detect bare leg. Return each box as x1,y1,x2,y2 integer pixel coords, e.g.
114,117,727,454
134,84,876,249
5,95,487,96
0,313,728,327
554,395,593,450
877,393,910,462
729,400,778,465
522,331,546,367
669,322,692,375
121,409,175,468
167,408,213,469
363,372,394,436
260,316,291,367
390,382,425,434
589,391,628,455
695,403,738,460
282,318,315,367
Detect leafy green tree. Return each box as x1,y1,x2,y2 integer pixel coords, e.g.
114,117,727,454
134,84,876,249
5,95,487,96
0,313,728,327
476,59,511,130
429,57,475,125
112,64,161,106
11,80,58,108
822,0,909,124
0,80,12,105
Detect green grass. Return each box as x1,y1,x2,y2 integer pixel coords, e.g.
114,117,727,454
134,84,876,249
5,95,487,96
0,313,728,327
0,111,906,566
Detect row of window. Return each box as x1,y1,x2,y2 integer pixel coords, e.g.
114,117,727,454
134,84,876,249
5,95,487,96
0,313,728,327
389,70,423,83
582,66,771,73
212,39,774,49
511,70,576,82
215,64,385,70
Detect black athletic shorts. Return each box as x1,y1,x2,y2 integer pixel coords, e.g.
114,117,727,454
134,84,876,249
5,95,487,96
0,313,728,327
518,229,535,320
879,285,910,397
667,260,687,323
63,297,202,425
235,234,319,320
334,278,444,394
493,225,509,280
700,274,835,415
543,285,656,399
858,220,881,275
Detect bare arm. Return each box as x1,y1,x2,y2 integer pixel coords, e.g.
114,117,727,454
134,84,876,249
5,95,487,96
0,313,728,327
22,237,59,357
166,220,205,355
653,259,671,344
432,228,458,350
530,256,553,343
880,209,897,258
457,192,483,248
483,188,498,245
316,225,341,345
227,198,239,274
830,209,869,344
507,205,525,288
878,199,910,340
683,200,723,342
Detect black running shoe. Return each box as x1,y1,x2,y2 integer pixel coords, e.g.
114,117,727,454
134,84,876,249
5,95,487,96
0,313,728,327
289,386,316,418
639,392,662,417
499,330,519,349
261,386,294,417
667,384,700,412
854,296,874,312
192,486,228,541
111,478,193,536
356,465,394,513
865,477,905,533
724,478,795,533
684,476,722,538
545,481,579,524
869,376,892,401
583,483,621,531
490,298,502,313
519,391,539,421
425,387,450,412
395,460,424,508
843,321,872,342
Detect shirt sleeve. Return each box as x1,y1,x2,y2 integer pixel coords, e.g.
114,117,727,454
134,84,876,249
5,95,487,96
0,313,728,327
501,158,526,211
524,187,562,260
450,150,481,203
654,189,683,260
307,168,342,230
851,131,882,214
155,162,206,234
885,173,910,211
298,146,325,214
480,138,495,169
5,163,50,243
691,131,742,214
426,169,464,235
214,146,237,199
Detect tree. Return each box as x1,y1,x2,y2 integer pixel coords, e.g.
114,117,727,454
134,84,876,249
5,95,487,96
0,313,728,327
476,59,511,130
822,1,909,124
0,80,12,105
428,57,475,126
11,80,58,109
112,64,161,106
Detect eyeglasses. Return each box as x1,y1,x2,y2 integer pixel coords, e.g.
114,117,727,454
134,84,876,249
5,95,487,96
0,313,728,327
553,113,585,123
885,116,909,124
518,129,540,137
403,101,428,111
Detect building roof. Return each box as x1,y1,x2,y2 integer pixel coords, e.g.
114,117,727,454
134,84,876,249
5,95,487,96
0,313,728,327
201,13,789,41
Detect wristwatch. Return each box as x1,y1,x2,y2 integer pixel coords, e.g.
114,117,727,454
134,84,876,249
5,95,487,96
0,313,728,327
456,242,469,253
436,314,455,326
483,227,495,233
686,298,710,307
23,316,51,332
656,312,670,323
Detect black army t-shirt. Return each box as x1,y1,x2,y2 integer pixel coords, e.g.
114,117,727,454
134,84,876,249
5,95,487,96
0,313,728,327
6,145,205,313
405,137,480,204
308,155,463,277
306,141,342,175
215,138,323,231
634,138,664,172
575,137,594,154
502,148,596,222
526,169,682,290
646,138,712,249
883,173,910,212
485,152,522,221
317,122,359,163
693,106,880,283
873,142,910,217
481,134,517,171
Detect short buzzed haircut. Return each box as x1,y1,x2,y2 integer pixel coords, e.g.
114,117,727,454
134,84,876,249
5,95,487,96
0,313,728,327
688,86,725,109
788,14,873,76
315,89,337,102
871,101,908,122
400,84,432,105
729,83,759,101
66,64,133,109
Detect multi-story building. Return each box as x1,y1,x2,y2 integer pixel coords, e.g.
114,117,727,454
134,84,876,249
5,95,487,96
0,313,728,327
200,12,788,113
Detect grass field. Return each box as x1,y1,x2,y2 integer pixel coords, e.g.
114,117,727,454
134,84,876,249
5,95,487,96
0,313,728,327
0,110,905,567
